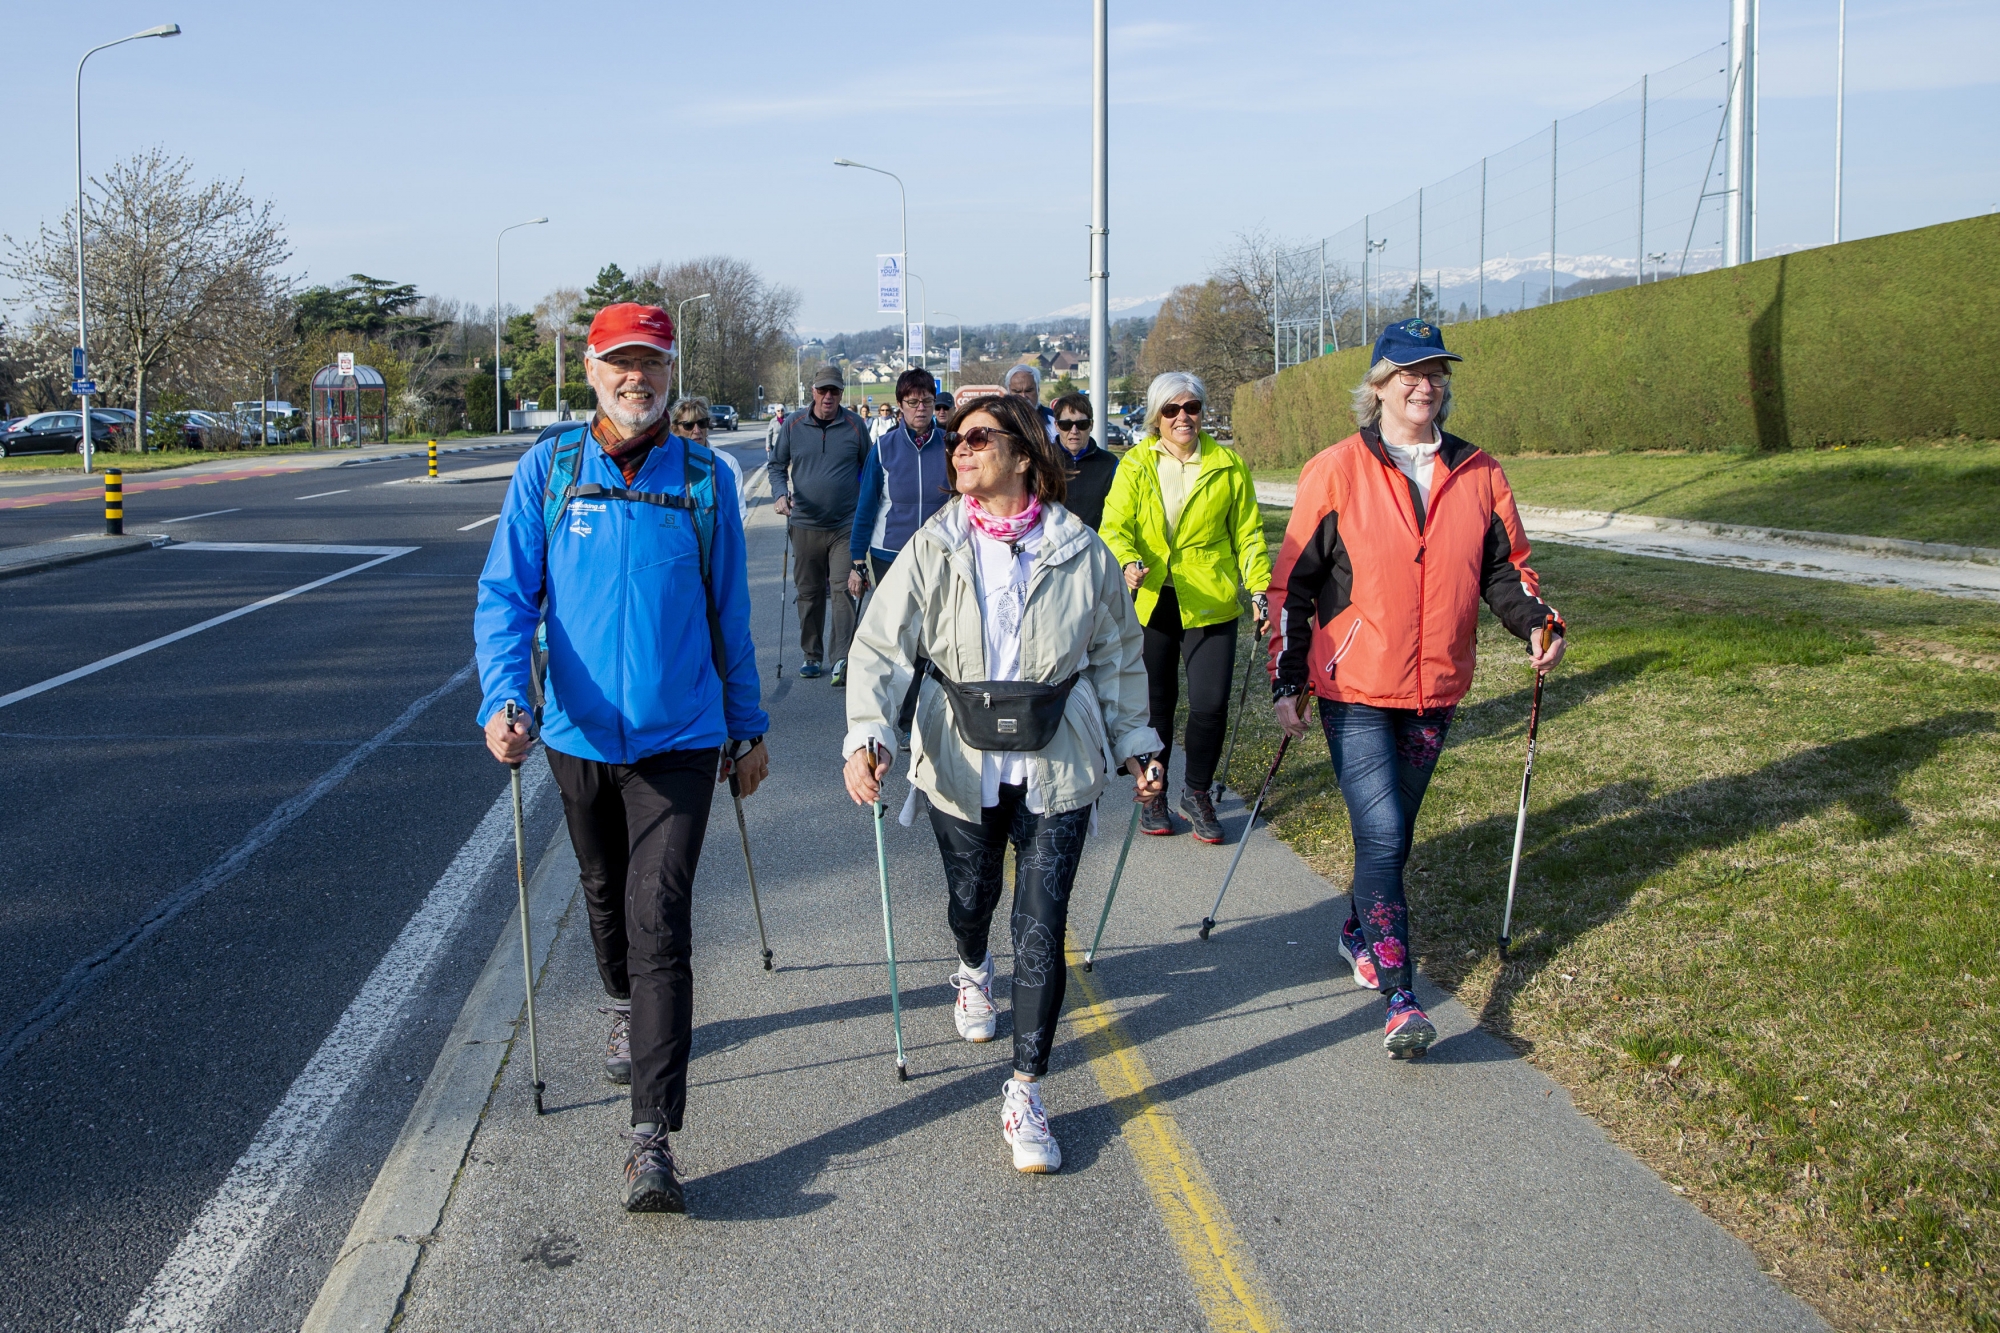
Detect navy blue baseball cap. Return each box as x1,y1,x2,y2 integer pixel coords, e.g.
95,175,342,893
1370,317,1463,368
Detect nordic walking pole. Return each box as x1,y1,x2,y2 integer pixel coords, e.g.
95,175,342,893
504,702,544,1115
1500,617,1556,956
725,740,773,970
1200,695,1309,941
774,523,791,678
867,741,909,1081
1214,627,1264,796
1083,757,1164,972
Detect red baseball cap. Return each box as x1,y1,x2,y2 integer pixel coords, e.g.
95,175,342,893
587,303,676,358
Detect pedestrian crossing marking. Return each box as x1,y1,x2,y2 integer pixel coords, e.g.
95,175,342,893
1067,954,1291,1333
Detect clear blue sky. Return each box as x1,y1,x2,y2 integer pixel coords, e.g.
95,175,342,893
3,0,1993,334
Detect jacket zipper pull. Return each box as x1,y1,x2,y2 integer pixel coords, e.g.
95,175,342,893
1415,545,1426,564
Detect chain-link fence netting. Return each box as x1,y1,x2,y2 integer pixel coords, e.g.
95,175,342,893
1274,44,1730,371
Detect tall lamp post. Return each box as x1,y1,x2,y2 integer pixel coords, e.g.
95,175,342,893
676,293,712,401
1088,0,1110,453
833,158,909,370
494,217,547,436
75,22,181,474
906,272,929,371
1833,0,1846,243
795,340,823,406
934,311,961,391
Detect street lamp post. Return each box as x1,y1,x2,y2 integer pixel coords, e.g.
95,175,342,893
834,158,909,370
495,217,548,436
676,293,712,401
905,272,929,371
934,311,961,391
1088,0,1110,453
75,22,181,474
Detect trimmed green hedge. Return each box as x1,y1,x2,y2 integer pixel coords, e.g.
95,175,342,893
1231,213,2000,466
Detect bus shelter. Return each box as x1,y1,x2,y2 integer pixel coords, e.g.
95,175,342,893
310,363,388,446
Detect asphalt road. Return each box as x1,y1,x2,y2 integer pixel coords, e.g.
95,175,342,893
0,432,763,1332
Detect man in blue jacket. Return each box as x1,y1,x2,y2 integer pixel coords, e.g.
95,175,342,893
475,302,770,1215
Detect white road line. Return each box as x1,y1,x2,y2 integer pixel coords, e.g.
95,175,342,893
158,509,241,524
166,542,413,557
457,514,500,531
119,757,552,1333
0,661,476,1072
0,547,417,712
295,489,350,500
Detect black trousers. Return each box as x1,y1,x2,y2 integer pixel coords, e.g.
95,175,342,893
546,745,717,1131
1142,584,1240,791
929,784,1092,1077
790,523,854,664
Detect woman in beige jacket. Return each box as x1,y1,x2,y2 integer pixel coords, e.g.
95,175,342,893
844,393,1162,1174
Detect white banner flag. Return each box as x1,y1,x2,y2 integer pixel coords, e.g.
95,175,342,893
908,323,925,357
876,254,905,314
948,346,962,373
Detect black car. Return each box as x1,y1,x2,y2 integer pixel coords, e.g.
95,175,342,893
1103,421,1134,449
709,404,739,432
0,411,128,458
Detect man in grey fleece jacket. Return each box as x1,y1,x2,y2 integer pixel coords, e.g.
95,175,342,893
770,362,873,682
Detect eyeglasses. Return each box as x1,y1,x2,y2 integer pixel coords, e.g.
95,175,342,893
602,355,670,375
1158,401,1202,419
1393,370,1452,388
1056,418,1091,431
950,426,1015,453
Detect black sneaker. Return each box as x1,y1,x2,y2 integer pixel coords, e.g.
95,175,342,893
622,1128,685,1213
829,658,848,688
797,659,825,679
1180,789,1224,844
601,1005,631,1084
1139,792,1175,836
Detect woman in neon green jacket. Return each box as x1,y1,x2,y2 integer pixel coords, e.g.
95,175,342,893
1101,371,1272,843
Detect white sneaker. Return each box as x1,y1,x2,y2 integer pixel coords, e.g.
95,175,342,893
1001,1077,1062,1174
951,954,997,1042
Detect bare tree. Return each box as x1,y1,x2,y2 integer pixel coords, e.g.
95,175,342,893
632,256,800,411
3,149,290,447
1134,230,1309,426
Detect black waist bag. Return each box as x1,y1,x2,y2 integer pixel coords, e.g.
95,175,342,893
924,662,1081,752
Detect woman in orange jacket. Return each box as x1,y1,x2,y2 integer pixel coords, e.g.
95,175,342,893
1265,318,1566,1058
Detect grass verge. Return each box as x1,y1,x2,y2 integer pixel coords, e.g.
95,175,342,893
0,445,323,477
1225,506,1999,1330
1256,437,2000,548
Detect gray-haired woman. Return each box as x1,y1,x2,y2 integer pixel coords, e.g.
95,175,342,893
1099,372,1271,843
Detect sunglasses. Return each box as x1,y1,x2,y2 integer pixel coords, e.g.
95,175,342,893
1158,401,1203,419
949,426,1015,453
812,385,843,395
679,418,711,430
1056,418,1091,431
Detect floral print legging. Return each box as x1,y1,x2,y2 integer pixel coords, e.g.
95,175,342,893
1318,699,1457,996
929,784,1091,1077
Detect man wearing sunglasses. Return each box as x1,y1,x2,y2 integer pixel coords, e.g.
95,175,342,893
770,363,872,684
1050,391,1118,530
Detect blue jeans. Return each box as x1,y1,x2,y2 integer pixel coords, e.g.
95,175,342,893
1319,700,1456,994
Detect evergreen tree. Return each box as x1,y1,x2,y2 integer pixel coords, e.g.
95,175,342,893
577,263,639,322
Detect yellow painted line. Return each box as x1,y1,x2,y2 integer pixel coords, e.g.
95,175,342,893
1067,952,1290,1333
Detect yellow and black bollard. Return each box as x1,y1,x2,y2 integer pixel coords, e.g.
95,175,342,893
104,469,124,536
427,439,438,479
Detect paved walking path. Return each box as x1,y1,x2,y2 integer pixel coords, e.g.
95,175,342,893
1252,480,2000,601
334,482,1825,1332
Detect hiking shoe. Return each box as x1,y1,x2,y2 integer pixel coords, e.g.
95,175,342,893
622,1127,685,1213
897,728,911,752
1338,919,1380,991
829,658,848,688
1384,989,1437,1060
601,1004,632,1084
1180,789,1224,844
1138,791,1175,836
951,954,997,1043
797,659,824,679
1000,1078,1062,1174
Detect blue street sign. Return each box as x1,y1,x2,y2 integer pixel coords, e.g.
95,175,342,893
73,379,97,396
72,348,86,380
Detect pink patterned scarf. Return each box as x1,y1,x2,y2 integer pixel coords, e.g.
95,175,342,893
963,493,1043,547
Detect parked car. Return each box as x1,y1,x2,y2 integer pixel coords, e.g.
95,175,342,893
0,411,128,457
1103,421,1133,449
709,404,739,432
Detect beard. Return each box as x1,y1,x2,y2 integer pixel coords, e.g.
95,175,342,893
601,383,669,433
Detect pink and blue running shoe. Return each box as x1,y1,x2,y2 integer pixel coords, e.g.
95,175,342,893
1338,917,1380,990
1383,988,1437,1059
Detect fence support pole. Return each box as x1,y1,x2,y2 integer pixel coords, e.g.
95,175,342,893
1416,188,1424,320
1479,157,1487,319
1549,119,1559,306
1637,75,1648,287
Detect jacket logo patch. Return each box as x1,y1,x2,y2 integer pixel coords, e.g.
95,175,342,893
567,499,606,538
